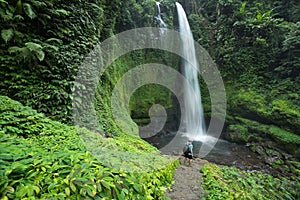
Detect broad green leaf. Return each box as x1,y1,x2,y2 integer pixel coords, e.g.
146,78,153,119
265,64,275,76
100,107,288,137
0,196,8,200
32,185,40,194
65,187,70,196
55,9,70,16
1,29,14,43
70,182,76,192
0,0,8,4
16,186,28,198
23,3,37,19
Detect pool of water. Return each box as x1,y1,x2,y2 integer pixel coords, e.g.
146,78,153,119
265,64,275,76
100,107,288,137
144,132,277,175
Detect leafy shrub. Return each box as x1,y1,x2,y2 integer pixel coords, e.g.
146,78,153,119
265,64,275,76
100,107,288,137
0,96,179,199
201,163,299,200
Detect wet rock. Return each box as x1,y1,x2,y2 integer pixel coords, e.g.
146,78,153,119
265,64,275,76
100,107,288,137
265,149,283,159
250,144,266,155
264,156,278,165
172,151,181,156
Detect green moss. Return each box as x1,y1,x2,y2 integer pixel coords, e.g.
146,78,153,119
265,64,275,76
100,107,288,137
227,124,252,143
271,99,300,131
270,158,284,167
228,85,300,134
234,117,300,157
268,126,300,157
130,84,173,119
230,88,269,118
268,126,300,145
235,117,269,134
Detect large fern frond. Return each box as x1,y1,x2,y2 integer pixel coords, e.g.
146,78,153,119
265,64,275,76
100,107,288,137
25,42,45,61
23,3,37,19
1,28,14,43
8,46,30,61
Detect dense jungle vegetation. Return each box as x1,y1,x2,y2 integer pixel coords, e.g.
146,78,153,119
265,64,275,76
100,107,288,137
0,0,299,199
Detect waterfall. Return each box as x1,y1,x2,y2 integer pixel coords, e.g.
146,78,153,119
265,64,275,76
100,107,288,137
155,2,167,35
176,2,206,140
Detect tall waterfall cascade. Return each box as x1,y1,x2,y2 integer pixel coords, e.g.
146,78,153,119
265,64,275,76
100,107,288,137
155,2,167,34
176,2,207,140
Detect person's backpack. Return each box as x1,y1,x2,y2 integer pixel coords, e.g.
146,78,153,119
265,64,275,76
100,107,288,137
183,143,190,155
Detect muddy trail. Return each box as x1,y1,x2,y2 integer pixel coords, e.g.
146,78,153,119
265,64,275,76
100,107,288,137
165,157,208,200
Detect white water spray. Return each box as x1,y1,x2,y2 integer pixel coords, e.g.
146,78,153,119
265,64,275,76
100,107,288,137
176,2,206,140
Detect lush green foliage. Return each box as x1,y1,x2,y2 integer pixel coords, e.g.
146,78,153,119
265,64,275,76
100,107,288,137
1,0,300,198
188,2,299,158
0,96,179,199
227,84,300,134
0,0,179,131
201,163,299,200
190,0,299,78
225,116,300,176
0,0,106,122
232,117,300,146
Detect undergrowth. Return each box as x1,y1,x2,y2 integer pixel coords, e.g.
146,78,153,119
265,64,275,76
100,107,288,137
201,163,299,200
0,96,179,199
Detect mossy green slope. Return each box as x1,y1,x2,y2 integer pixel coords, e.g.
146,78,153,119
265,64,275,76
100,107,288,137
0,96,179,199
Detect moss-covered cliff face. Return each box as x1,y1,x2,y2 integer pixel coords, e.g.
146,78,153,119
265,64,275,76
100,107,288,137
0,0,107,122
223,78,300,175
0,0,176,125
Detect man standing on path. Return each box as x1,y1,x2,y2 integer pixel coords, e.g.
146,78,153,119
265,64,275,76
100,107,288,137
184,139,193,166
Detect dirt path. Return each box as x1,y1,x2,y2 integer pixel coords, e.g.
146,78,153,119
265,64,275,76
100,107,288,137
165,157,208,200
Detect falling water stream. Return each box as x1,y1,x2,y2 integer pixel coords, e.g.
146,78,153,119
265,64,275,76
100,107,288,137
155,2,167,35
176,2,206,140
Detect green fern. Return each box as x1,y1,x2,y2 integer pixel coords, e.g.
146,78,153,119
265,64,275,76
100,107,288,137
0,4,14,21
23,3,36,19
25,42,44,61
1,28,14,43
54,9,70,16
27,0,47,8
8,46,30,61
8,42,45,62
45,38,63,45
